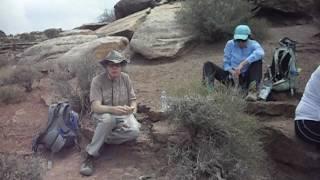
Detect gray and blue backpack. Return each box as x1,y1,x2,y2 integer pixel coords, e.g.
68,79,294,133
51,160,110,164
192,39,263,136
32,102,80,153
267,37,300,95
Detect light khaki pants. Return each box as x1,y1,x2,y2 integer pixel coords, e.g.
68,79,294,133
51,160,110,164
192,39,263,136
86,113,140,157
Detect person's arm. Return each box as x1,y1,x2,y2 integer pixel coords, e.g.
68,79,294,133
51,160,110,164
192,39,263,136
91,100,129,115
246,41,265,64
235,41,264,74
126,74,137,113
129,100,137,113
223,40,234,74
235,59,249,75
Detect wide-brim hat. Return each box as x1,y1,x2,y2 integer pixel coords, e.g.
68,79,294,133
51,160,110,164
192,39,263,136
99,50,129,66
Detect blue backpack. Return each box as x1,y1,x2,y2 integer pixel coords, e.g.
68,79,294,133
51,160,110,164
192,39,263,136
32,102,80,153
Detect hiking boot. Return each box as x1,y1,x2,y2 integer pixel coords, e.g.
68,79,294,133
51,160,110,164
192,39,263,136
80,153,94,176
245,81,257,102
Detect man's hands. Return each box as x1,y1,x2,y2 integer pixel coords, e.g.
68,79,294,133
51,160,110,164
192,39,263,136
233,60,249,77
91,100,136,115
111,105,135,115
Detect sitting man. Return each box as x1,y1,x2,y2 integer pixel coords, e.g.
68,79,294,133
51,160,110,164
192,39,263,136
295,65,320,146
203,25,265,101
80,50,140,176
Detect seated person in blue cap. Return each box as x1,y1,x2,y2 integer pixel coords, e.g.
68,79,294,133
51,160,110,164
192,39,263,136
203,25,265,101
295,65,320,146
80,50,140,176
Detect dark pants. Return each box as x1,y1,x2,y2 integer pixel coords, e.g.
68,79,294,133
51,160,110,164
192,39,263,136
202,60,262,89
295,120,320,146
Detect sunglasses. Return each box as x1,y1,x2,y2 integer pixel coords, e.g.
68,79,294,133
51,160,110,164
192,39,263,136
235,39,248,43
107,63,122,67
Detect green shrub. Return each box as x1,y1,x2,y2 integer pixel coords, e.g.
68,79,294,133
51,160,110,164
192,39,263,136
166,84,269,179
177,0,252,41
0,86,25,104
0,153,43,180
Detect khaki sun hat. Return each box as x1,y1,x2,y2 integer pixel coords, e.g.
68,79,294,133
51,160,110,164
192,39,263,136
99,50,129,66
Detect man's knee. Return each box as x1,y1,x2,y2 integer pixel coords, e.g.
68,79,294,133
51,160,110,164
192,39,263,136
203,61,216,75
203,61,214,70
129,127,140,140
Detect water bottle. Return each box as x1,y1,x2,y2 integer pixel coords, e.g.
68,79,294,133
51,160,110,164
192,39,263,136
160,90,168,112
47,160,53,170
258,80,272,101
258,67,273,101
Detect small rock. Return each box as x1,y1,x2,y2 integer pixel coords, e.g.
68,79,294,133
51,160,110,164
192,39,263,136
151,120,190,144
246,101,297,118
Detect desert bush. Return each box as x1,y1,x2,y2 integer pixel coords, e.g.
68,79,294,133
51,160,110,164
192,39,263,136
177,0,251,41
51,57,102,116
177,0,269,41
98,9,116,23
0,153,43,180
52,77,82,114
3,65,42,92
166,84,268,179
247,18,270,41
69,56,103,115
0,86,25,104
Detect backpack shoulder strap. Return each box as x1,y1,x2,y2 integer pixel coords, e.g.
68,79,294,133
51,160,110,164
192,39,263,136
47,104,58,130
287,48,297,78
56,102,71,132
273,48,281,76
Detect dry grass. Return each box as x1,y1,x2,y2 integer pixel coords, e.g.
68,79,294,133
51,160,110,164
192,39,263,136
0,153,44,180
0,86,25,104
165,82,269,179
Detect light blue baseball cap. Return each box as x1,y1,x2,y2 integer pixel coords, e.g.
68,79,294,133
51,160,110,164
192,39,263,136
233,25,251,40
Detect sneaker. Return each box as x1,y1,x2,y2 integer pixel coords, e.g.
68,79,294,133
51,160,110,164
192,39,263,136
80,154,94,176
245,91,258,101
245,81,257,102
